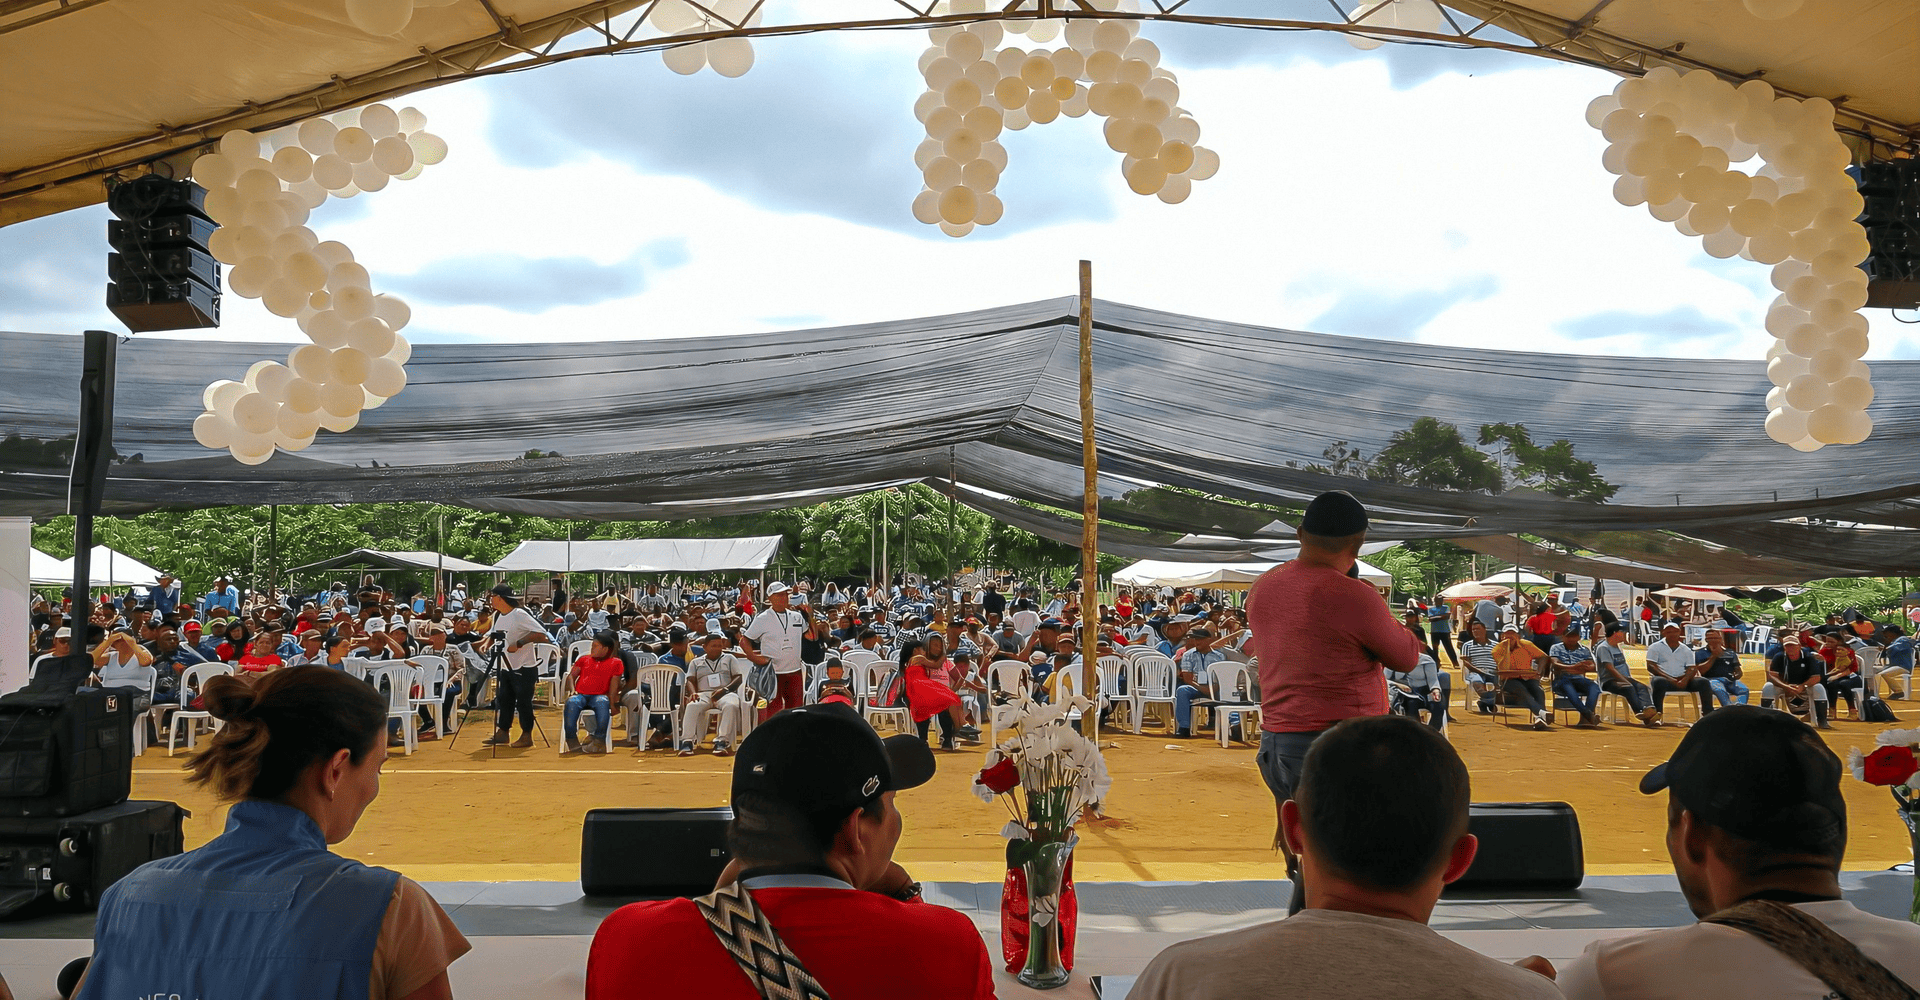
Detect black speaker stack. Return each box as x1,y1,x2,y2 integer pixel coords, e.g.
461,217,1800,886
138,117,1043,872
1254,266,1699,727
1860,158,1920,310
104,174,221,332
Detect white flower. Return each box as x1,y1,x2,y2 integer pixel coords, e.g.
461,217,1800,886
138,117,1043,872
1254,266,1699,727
1848,746,1867,782
983,747,1003,768
972,777,998,804
1876,728,1920,747
1001,820,1031,840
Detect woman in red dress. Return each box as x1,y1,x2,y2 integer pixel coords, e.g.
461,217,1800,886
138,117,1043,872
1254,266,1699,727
900,634,963,751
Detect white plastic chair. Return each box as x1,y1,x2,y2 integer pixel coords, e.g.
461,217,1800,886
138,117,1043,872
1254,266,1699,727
407,656,450,738
529,643,564,704
634,664,683,748
985,661,1032,745
167,662,233,755
1097,655,1130,730
124,666,157,757
863,666,911,735
1130,654,1178,734
841,648,882,675
1745,625,1773,656
369,663,419,755
629,650,659,668
1205,662,1262,746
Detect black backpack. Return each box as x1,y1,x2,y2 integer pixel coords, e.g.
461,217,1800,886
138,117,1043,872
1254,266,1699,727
1863,693,1899,724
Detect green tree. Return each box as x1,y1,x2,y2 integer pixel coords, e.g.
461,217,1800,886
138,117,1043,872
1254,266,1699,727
1368,417,1502,493
1478,422,1618,503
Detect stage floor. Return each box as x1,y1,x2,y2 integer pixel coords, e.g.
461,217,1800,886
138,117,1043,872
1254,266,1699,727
7,872,1917,999
117,669,1920,885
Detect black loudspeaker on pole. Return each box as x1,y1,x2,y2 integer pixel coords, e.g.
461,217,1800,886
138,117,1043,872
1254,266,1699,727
68,330,117,655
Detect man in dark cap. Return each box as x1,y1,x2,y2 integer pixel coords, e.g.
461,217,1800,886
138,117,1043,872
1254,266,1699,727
586,704,994,999
1247,490,1423,914
1553,706,1920,997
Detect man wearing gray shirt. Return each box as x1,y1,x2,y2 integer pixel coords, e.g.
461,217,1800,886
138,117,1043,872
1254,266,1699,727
1594,624,1659,726
1131,716,1558,1000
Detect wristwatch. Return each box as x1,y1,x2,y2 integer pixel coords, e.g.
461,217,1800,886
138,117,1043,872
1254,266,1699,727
888,880,924,902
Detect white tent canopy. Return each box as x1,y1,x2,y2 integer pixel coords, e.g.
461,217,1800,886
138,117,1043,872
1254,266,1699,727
1114,558,1391,590
493,536,782,574
29,548,74,587
1478,570,1556,587
289,549,500,575
81,546,161,587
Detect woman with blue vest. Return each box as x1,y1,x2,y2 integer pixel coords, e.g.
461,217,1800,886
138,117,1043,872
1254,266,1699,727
75,666,470,999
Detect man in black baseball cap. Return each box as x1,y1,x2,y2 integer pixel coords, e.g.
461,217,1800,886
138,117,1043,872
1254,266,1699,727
1553,706,1920,997
586,704,995,999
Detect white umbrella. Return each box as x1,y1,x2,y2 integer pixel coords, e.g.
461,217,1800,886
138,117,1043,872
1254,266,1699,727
1440,580,1512,601
1477,570,1555,588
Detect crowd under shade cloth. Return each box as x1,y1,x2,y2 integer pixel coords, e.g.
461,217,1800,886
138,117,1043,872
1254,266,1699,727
4,298,1919,576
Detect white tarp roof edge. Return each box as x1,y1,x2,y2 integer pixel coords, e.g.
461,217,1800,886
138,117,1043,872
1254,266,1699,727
494,536,783,574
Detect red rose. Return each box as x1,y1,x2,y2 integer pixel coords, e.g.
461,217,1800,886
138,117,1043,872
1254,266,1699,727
978,758,1020,794
1862,746,1920,786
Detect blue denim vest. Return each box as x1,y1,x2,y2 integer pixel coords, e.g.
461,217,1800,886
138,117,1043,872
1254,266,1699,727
79,799,399,1000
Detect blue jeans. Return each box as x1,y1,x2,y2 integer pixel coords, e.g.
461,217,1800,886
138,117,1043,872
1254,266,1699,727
1708,677,1750,706
1257,729,1325,916
564,693,610,742
1553,675,1601,716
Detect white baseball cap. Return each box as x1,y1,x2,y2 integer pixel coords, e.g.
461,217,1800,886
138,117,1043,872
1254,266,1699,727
767,582,791,596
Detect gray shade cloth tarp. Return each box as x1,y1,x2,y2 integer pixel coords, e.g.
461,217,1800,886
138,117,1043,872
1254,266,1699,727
492,536,783,574
5,298,1920,577
287,549,501,575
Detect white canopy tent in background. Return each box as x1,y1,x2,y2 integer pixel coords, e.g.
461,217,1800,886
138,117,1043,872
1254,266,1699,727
28,548,75,587
80,546,161,588
1440,581,1513,601
1113,558,1392,591
288,548,501,575
1478,570,1557,588
493,536,783,575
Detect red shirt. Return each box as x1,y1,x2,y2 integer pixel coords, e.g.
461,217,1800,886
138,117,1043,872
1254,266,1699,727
236,653,282,673
587,886,995,1000
1247,560,1423,733
571,654,623,697
1527,610,1559,636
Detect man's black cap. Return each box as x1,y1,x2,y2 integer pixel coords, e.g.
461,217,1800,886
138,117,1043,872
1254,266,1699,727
489,583,520,605
733,704,936,827
1639,705,1846,854
1300,490,1369,537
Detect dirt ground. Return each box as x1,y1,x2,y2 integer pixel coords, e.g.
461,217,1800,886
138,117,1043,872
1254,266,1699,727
130,652,1919,883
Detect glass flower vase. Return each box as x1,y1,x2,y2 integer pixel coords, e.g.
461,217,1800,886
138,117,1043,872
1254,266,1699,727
1018,838,1075,989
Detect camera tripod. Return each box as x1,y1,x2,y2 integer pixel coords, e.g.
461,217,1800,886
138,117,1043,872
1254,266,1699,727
448,636,550,756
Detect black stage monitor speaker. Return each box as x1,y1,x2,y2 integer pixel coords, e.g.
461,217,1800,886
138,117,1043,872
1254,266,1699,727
1446,801,1584,893
581,806,732,897
0,688,133,818
0,799,188,918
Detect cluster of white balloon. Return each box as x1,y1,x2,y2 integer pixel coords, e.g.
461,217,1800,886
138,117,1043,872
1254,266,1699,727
186,105,449,464
650,0,760,77
909,1,1219,236
342,0,462,36
1586,67,1874,451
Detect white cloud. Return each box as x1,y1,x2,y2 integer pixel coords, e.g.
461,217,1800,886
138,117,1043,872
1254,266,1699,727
4,24,1914,374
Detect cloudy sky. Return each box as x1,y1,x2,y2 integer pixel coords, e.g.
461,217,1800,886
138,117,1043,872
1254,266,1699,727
4,15,1916,366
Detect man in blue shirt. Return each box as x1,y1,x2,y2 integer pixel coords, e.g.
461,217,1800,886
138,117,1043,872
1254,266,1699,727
203,576,240,617
1695,629,1750,706
1882,626,1915,697
1424,600,1458,668
150,571,181,620
1548,631,1603,727
1173,628,1230,738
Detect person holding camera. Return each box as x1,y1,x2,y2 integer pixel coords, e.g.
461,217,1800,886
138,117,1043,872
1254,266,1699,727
481,583,546,749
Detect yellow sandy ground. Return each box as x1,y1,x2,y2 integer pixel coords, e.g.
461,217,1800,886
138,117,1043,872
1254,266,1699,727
129,651,1917,883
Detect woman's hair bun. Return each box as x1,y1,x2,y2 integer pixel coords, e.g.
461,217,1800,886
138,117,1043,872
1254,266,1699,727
200,675,258,722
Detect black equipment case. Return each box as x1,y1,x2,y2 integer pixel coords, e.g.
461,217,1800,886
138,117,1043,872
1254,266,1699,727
1447,801,1585,892
0,681,134,818
0,799,188,918
581,806,732,897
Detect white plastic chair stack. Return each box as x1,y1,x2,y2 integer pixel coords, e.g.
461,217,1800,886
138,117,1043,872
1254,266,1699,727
167,663,234,755
1130,655,1178,734
370,663,419,755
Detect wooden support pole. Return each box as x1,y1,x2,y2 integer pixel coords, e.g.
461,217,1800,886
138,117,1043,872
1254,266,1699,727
1079,261,1099,739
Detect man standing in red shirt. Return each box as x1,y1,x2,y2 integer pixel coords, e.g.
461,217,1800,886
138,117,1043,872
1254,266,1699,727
1247,490,1423,914
587,704,996,1000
